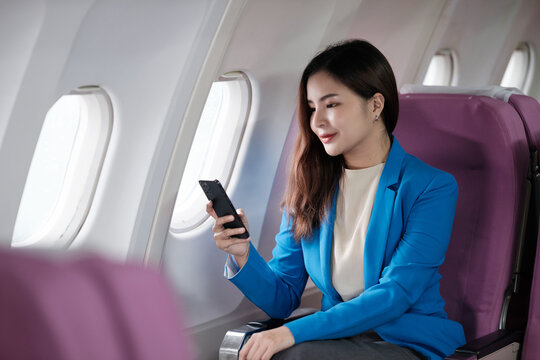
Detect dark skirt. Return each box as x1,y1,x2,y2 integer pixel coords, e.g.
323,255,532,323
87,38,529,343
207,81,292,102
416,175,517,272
272,331,426,360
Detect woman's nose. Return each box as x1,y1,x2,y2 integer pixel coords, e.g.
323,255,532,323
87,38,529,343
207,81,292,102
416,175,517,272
311,108,326,128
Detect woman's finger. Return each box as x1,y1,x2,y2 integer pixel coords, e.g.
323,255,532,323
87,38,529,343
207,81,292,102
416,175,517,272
205,201,218,219
215,234,250,248
215,227,246,239
249,335,268,360
212,215,236,232
239,336,253,360
236,209,249,230
216,239,250,251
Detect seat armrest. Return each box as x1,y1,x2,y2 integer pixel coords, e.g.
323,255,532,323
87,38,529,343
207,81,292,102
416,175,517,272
444,330,523,360
219,322,270,360
221,317,522,360
219,308,316,360
246,307,317,330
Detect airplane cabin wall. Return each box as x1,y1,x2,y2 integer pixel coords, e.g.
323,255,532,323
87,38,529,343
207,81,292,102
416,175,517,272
65,0,229,259
412,0,540,95
162,0,364,342
344,0,448,87
0,0,94,247
522,1,540,100
0,0,229,255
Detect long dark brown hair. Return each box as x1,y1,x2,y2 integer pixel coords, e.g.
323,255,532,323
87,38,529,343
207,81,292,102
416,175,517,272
283,39,399,241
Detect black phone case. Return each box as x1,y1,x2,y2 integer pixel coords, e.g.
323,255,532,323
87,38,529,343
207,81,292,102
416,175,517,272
199,180,250,239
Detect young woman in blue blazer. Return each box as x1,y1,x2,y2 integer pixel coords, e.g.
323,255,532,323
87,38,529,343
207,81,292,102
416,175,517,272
207,40,465,360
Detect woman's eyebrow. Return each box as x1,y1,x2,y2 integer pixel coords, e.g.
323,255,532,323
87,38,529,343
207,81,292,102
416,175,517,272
307,93,339,104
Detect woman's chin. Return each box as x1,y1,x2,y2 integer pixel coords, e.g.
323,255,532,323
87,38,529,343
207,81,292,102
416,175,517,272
323,146,341,157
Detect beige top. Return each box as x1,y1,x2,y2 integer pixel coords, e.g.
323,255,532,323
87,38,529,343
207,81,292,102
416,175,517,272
332,163,384,301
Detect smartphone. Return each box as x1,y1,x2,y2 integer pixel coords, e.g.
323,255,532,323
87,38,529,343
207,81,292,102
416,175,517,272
199,179,250,239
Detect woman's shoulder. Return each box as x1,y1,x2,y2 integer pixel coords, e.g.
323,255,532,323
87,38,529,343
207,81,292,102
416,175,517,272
399,152,457,193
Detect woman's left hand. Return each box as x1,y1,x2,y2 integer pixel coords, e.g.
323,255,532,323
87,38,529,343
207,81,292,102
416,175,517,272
239,326,295,360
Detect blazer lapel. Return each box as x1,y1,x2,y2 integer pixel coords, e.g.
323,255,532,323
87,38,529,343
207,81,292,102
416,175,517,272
363,137,405,289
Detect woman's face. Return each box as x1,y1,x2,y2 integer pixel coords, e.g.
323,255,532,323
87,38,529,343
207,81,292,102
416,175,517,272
307,71,386,168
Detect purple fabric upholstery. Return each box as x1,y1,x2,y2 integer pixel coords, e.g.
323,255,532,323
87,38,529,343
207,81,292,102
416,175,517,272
514,94,540,360
508,94,540,151
0,249,192,360
394,93,529,342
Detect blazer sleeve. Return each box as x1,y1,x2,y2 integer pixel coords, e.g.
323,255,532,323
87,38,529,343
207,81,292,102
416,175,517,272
228,211,309,319
285,172,458,344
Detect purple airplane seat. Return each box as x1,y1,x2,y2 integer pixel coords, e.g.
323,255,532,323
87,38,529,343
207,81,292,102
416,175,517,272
0,249,192,360
509,95,540,360
400,85,540,152
507,93,540,150
395,91,529,358
401,85,540,359
499,91,540,360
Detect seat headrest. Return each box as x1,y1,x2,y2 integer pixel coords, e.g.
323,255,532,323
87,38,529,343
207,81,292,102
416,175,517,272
400,84,523,103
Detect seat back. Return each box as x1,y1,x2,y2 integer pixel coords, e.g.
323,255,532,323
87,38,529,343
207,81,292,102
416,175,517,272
507,94,540,152
400,85,540,152
0,249,192,360
394,93,529,341
510,94,540,360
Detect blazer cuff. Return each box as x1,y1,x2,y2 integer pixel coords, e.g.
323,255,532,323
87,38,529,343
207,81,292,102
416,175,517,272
224,254,241,279
227,243,272,290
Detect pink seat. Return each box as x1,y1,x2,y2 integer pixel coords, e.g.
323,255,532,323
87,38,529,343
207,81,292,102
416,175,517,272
507,94,540,151
508,94,540,360
399,86,540,359
0,249,192,360
395,92,529,342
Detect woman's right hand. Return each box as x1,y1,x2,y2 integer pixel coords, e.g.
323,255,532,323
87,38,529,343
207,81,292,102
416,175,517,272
206,201,251,266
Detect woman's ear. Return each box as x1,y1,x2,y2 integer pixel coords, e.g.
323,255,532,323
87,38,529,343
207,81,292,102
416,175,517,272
371,93,385,116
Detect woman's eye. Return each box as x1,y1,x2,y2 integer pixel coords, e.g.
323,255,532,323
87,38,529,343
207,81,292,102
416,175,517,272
326,103,338,108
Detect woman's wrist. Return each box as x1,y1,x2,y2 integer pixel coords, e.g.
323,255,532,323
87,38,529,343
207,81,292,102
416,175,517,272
234,248,249,268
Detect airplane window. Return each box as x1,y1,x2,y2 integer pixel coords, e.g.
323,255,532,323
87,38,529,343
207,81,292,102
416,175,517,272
12,87,112,247
501,42,535,94
423,49,458,86
170,72,251,232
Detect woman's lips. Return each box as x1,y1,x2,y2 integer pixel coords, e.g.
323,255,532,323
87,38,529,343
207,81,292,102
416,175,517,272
320,133,336,143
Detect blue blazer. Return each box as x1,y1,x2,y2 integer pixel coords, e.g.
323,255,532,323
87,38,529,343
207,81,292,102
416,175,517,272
229,138,465,360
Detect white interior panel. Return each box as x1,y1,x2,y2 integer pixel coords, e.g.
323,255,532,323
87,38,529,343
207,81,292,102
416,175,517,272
346,0,447,87
65,0,228,259
0,0,94,247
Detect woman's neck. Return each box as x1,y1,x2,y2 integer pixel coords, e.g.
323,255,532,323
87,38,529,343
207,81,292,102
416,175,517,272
344,131,391,170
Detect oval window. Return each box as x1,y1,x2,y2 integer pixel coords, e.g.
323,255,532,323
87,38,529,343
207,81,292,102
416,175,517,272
501,42,535,94
12,87,112,247
423,49,458,86
170,72,251,232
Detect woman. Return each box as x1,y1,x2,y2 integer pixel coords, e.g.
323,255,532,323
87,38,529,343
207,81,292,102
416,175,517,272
206,40,465,360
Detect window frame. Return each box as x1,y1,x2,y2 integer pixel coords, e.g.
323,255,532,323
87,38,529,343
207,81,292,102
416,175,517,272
500,42,535,94
423,49,459,87
169,71,252,233
12,86,113,248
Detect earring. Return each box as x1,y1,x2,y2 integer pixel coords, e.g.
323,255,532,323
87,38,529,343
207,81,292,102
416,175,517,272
375,115,379,122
